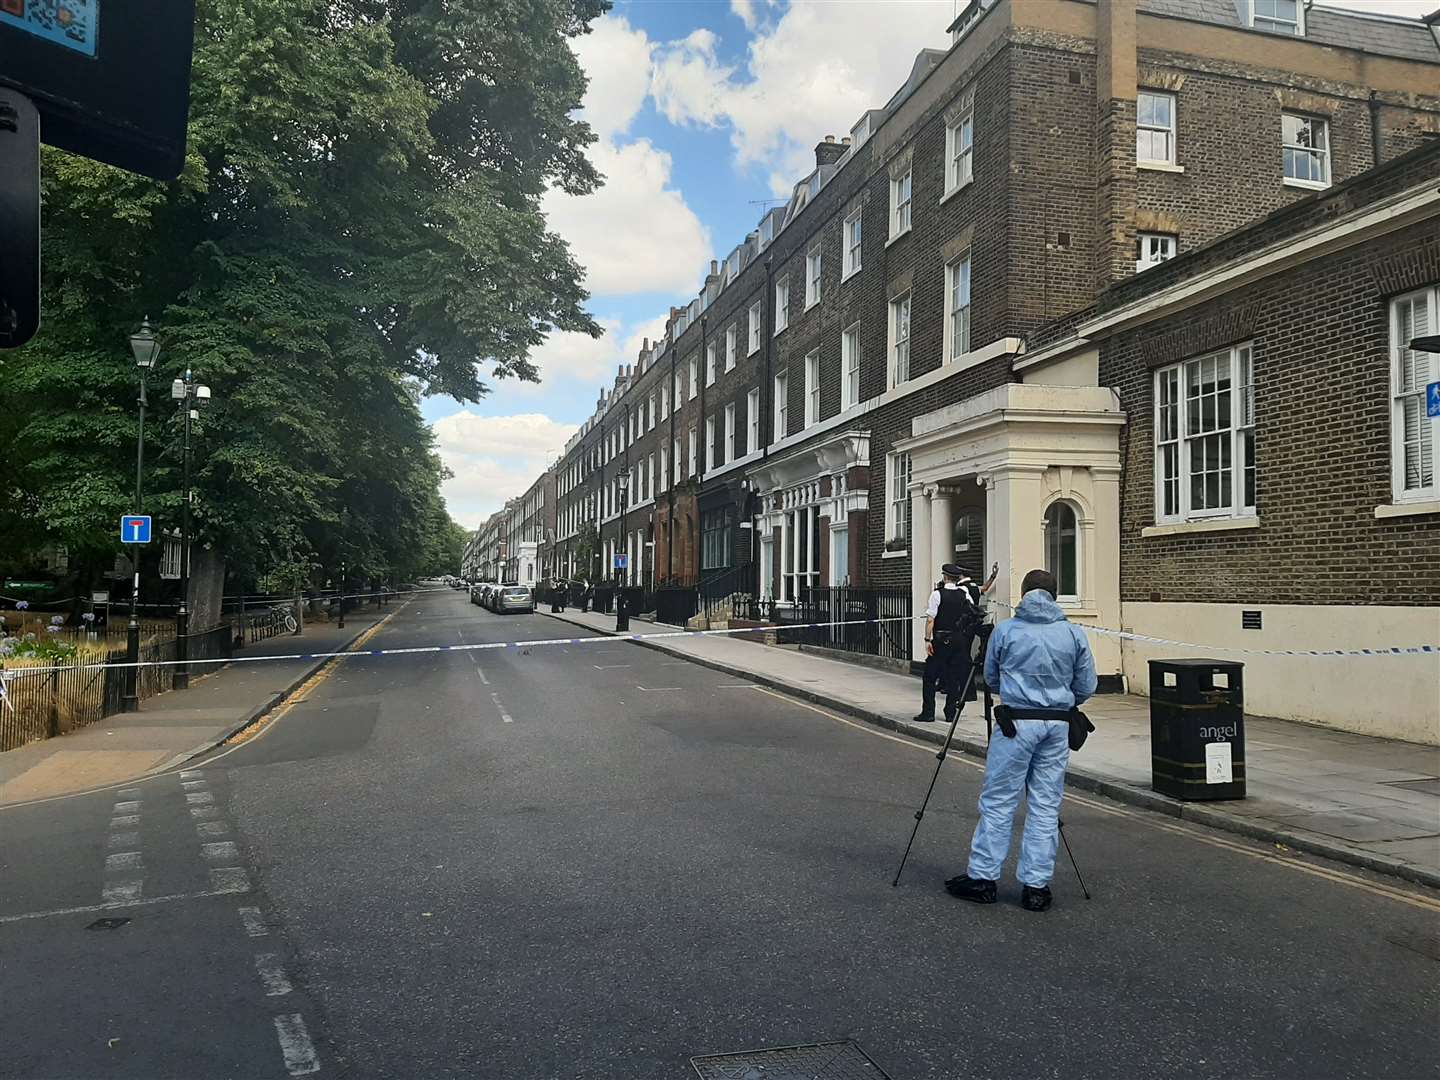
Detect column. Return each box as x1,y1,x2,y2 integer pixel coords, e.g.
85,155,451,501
929,485,956,574
909,484,932,662
987,464,1047,616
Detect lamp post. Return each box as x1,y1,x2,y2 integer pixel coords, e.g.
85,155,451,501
171,368,211,690
616,465,630,632
337,558,346,630
122,319,161,712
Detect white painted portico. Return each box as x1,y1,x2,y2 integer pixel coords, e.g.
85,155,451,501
894,383,1126,676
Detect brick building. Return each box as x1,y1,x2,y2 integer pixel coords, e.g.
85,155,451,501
514,0,1438,735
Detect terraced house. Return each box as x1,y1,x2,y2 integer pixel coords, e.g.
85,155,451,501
534,0,1440,737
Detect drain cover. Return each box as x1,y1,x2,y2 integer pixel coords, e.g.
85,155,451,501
86,917,131,930
690,1040,894,1080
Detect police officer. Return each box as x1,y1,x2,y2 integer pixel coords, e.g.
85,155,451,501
917,563,982,723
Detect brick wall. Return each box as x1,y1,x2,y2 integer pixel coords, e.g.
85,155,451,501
1104,224,1440,607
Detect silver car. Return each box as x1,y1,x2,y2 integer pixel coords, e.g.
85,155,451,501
496,586,533,614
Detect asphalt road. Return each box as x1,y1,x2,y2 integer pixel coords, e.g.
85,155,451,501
3,589,1438,1080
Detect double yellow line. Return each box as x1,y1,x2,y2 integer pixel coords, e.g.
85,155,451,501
753,686,1440,914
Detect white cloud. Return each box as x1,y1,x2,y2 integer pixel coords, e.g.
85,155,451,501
544,14,712,299
652,2,952,190
434,412,579,527
499,313,672,395
731,0,759,31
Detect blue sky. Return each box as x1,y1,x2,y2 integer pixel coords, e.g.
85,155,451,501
428,0,1432,529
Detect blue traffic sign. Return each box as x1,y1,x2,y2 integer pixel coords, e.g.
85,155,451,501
120,515,152,544
1428,381,1440,419
613,553,629,570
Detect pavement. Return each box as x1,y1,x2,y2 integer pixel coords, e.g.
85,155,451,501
1,589,1437,1080
0,605,395,807
541,607,1440,888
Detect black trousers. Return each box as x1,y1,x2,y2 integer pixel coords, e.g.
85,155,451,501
920,631,976,718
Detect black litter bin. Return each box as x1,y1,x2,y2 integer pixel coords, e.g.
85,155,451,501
1149,658,1246,801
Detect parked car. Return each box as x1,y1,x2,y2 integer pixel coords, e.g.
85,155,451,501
495,585,534,615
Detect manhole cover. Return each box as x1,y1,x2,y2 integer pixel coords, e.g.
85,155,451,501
86,917,131,930
691,1040,894,1080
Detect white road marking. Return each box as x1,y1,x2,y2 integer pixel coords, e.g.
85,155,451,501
196,820,230,837
593,663,631,670
255,953,293,996
273,1013,321,1076
0,886,255,924
107,831,140,849
209,867,250,893
185,791,215,805
190,805,220,819
109,815,140,828
101,880,143,903
180,770,205,780
104,851,143,872
200,841,240,863
489,691,513,724
717,684,758,688
112,800,141,813
181,781,208,791
117,788,141,798
635,686,681,692
238,906,269,937
473,662,490,685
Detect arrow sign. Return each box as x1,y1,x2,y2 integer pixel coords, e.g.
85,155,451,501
120,515,152,544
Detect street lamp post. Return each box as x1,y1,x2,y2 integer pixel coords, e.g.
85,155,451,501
123,319,161,712
616,466,630,632
171,369,211,690
337,559,346,630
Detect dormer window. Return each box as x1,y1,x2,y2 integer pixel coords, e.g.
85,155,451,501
851,116,871,150
1246,0,1303,35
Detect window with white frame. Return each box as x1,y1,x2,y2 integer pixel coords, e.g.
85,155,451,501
689,426,697,475
889,293,912,388
747,388,759,453
842,324,860,409
648,394,657,431
1044,502,1079,600
804,351,820,427
648,454,656,500
1154,343,1256,523
775,278,789,334
945,88,975,195
843,210,862,279
706,342,717,385
1391,287,1438,502
672,437,681,485
748,301,761,354
1249,0,1302,35
890,169,912,238
705,415,715,470
945,253,972,361
1137,91,1175,165
829,525,849,586
724,403,736,463
1282,112,1329,188
774,373,789,440
725,325,737,371
661,383,670,419
806,246,822,309
660,446,669,492
687,354,697,400
886,452,911,548
1136,233,1177,273
784,505,820,600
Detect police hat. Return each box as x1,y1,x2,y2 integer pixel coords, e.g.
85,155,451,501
941,563,966,578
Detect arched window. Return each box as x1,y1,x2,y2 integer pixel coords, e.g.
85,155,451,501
1044,502,1079,599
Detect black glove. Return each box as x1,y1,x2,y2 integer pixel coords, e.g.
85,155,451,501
993,704,1017,739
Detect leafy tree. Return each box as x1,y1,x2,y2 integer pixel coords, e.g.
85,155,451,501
0,0,609,596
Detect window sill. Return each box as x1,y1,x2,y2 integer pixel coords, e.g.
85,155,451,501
938,177,973,206
1283,177,1329,192
1141,517,1260,538
747,348,760,359
882,549,909,560
1138,161,1184,174
841,267,861,284
804,300,820,312
885,226,911,248
773,325,787,338
1374,499,1440,519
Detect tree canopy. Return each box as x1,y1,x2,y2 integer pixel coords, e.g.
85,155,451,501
0,0,607,587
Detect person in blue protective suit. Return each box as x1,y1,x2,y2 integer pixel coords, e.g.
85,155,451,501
946,568,1096,912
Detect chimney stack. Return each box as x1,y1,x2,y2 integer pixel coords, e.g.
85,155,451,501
815,135,846,169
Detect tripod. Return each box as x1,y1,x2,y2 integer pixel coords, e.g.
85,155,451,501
892,657,980,888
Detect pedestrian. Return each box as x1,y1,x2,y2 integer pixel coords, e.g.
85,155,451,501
914,561,998,723
581,580,594,614
554,578,567,613
915,563,985,724
946,568,1096,912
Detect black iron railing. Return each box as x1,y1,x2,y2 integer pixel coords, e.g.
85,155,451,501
655,586,699,626
776,586,912,662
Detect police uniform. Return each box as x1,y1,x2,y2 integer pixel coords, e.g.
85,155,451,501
925,566,981,721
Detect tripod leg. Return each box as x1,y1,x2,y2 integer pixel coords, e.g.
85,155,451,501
1058,819,1091,900
892,662,979,887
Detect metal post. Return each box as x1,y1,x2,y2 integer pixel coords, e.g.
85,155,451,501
174,388,192,690
337,560,346,629
122,375,146,712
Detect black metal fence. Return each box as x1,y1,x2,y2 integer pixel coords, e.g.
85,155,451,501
655,586,699,626
729,586,912,663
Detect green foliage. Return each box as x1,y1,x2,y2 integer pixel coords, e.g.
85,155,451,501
0,0,607,588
